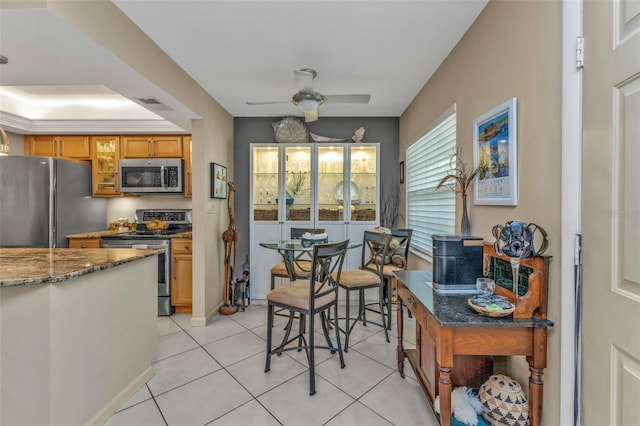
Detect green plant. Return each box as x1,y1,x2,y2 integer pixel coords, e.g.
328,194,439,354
287,171,307,196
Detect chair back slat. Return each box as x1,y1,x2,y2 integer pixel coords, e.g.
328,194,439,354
309,240,349,308
361,231,392,276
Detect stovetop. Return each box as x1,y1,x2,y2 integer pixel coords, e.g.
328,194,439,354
102,209,192,240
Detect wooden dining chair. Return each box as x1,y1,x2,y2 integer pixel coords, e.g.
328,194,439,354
265,240,349,395
334,230,391,351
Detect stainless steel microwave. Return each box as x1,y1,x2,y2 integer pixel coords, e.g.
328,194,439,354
119,158,184,193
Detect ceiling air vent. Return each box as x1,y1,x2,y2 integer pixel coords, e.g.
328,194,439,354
136,97,172,111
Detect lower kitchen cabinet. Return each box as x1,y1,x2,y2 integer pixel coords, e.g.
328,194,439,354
68,238,101,249
171,238,192,313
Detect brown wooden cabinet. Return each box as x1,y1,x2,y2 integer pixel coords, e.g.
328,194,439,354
183,136,192,197
24,135,91,160
68,238,101,249
171,238,192,313
121,135,183,158
91,135,121,197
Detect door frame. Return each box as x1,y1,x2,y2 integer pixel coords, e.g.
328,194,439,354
561,1,583,425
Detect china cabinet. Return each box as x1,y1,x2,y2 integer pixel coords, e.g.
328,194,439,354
91,135,121,196
249,142,379,299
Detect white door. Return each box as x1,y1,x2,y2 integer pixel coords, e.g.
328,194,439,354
582,0,640,424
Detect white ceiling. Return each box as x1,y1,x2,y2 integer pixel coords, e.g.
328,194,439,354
0,1,488,134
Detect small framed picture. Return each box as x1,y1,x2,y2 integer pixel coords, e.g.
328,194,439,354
399,161,405,184
211,163,228,199
473,97,517,206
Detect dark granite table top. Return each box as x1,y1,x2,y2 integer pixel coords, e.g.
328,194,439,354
0,248,163,287
393,270,554,328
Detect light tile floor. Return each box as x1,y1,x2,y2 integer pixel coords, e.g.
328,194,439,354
105,302,439,426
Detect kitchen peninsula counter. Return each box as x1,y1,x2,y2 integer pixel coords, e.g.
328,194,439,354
65,229,127,239
1,248,160,425
0,247,163,287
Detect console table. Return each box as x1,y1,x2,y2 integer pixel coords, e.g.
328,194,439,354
395,267,553,425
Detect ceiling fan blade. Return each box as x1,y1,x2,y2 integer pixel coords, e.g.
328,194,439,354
245,100,292,105
304,109,318,123
294,69,315,93
323,94,371,104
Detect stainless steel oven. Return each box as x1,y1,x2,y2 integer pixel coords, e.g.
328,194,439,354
101,209,192,316
119,158,184,193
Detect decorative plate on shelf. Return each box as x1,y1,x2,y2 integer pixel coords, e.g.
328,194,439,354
468,295,515,317
334,181,360,204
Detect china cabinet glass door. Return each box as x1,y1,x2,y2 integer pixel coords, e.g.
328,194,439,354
252,145,280,222
317,145,346,223
348,144,378,222
284,145,312,223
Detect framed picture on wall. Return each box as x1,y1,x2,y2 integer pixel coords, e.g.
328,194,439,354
473,97,517,206
211,162,227,199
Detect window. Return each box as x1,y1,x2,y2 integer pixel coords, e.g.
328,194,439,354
406,107,456,256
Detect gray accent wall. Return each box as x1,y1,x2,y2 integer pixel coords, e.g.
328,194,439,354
233,116,399,275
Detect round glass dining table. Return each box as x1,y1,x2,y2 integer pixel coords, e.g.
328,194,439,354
259,239,362,280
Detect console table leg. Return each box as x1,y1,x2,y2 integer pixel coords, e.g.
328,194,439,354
528,364,544,426
396,299,405,378
438,366,452,426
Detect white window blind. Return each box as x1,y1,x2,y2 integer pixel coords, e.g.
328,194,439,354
406,110,456,256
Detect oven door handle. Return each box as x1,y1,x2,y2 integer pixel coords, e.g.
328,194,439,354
132,244,149,249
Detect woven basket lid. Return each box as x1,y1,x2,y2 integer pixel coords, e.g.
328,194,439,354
478,374,529,426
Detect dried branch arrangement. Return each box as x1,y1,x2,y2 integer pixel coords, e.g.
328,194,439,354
436,145,480,197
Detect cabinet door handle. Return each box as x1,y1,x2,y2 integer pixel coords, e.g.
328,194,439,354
184,245,191,251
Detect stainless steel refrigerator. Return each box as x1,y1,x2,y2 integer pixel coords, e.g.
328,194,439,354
0,156,107,248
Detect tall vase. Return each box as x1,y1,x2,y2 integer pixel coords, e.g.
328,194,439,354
461,194,471,236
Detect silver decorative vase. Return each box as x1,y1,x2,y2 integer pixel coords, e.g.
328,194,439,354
461,194,471,236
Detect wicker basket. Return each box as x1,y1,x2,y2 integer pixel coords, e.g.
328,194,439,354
479,374,529,426
352,209,376,221
319,208,340,221
288,208,310,221
254,209,278,221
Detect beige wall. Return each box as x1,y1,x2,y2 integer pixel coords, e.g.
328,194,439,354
399,0,562,423
47,1,233,323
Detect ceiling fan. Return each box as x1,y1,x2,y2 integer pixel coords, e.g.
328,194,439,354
246,68,371,123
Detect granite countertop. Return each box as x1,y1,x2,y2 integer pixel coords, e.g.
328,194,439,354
393,270,554,328
0,248,164,288
171,231,192,239
66,230,128,239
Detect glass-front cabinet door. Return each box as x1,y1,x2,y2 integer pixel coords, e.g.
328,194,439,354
348,144,378,223
91,135,120,196
284,145,312,224
252,145,280,222
317,145,346,223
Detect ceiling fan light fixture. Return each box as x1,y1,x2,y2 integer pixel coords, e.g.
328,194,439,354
297,99,318,112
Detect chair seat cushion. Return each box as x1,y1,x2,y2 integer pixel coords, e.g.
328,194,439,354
335,269,381,289
267,280,335,311
270,261,312,278
382,264,404,277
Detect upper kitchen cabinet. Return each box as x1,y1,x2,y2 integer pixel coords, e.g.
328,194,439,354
91,135,121,197
120,135,183,158
183,136,192,197
24,135,91,160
